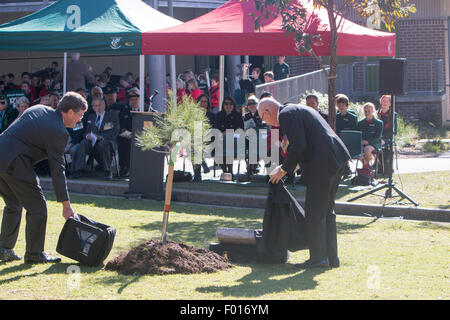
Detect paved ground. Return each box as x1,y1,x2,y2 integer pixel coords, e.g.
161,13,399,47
168,151,450,178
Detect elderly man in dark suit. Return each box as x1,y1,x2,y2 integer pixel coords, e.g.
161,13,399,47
0,91,87,263
0,94,18,134
258,97,350,269
77,97,119,180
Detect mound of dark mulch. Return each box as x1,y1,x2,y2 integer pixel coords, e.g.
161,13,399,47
105,239,232,275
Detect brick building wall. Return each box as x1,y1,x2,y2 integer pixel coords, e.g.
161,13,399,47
396,101,442,124
395,19,447,123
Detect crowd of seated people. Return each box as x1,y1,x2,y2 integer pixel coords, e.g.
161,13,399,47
1,57,397,184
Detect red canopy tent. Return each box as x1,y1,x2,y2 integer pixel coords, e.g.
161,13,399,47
141,0,395,56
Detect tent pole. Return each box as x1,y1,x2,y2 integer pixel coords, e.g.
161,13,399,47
168,0,176,109
170,55,177,109
139,54,145,112
63,52,67,94
219,55,225,110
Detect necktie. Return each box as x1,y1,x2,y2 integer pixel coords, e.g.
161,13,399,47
95,115,101,128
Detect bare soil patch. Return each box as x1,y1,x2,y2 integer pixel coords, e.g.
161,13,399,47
105,239,232,275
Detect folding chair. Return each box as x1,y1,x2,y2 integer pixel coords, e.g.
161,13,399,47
339,130,363,177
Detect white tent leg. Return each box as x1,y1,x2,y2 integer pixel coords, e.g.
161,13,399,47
219,55,225,110
139,54,145,112
63,52,67,94
170,55,176,109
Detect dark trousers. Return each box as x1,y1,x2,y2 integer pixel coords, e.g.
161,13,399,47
80,139,113,172
117,136,131,170
304,165,345,262
0,171,47,254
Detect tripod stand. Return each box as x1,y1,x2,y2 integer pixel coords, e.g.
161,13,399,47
347,95,419,206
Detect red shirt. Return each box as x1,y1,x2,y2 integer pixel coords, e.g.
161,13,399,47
209,84,220,109
117,85,131,103
189,88,203,102
176,89,187,103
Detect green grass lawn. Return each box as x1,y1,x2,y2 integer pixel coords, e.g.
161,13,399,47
0,193,448,300
173,171,450,209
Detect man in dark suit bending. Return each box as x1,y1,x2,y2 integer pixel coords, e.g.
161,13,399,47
258,97,350,269
0,91,87,264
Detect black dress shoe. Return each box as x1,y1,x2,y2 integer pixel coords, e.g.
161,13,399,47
24,252,61,264
0,247,22,261
329,257,340,268
294,258,330,269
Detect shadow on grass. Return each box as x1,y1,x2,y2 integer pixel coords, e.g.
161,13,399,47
98,274,143,294
126,218,376,251
196,264,327,297
0,262,103,285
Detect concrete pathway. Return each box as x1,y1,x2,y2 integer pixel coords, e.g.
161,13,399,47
168,152,450,178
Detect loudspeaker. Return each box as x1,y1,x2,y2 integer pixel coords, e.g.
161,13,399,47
378,58,406,95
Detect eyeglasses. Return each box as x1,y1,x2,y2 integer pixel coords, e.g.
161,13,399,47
247,102,257,106
0,100,6,105
224,102,233,106
74,110,85,119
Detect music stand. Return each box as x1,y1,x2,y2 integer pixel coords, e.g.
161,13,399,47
347,95,418,206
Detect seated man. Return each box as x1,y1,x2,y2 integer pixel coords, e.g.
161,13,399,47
357,102,383,169
117,88,140,178
0,94,18,134
335,94,358,136
66,120,86,179
76,98,119,180
104,85,125,116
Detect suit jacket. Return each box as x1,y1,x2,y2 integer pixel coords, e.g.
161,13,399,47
0,105,69,202
0,105,19,134
216,109,244,132
64,60,95,91
85,110,119,146
279,104,350,184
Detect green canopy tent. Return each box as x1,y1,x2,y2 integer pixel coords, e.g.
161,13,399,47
0,0,181,109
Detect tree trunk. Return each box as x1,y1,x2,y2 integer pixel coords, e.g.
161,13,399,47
327,1,338,132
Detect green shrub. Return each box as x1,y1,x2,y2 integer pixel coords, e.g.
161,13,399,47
422,139,448,153
396,116,419,147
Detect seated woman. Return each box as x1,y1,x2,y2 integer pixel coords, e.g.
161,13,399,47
376,94,398,174
215,97,244,175
186,78,203,102
16,96,31,116
243,95,263,176
377,94,398,147
357,102,383,169
192,94,216,182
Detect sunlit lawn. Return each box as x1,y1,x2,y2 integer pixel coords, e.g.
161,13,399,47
173,171,450,210
0,193,448,300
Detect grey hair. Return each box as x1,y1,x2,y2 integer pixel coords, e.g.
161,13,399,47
257,97,281,113
17,96,30,106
